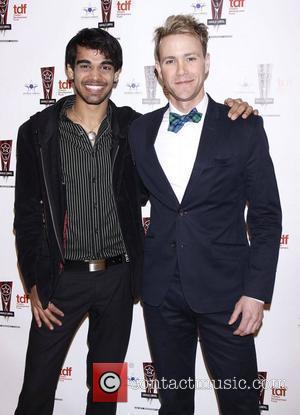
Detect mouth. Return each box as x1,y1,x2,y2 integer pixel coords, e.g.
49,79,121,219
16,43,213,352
84,83,106,92
175,79,194,86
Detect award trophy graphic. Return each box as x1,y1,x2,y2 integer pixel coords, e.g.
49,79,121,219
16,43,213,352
0,281,15,317
40,67,56,105
255,64,274,105
257,371,269,411
0,140,14,177
98,0,114,28
141,363,159,399
0,0,11,30
142,66,160,105
207,0,226,26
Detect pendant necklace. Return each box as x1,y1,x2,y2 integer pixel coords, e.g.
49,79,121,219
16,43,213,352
70,107,101,147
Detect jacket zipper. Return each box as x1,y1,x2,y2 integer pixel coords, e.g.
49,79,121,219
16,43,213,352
112,145,129,263
39,147,64,261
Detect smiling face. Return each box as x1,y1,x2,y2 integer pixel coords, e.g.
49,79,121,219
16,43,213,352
66,45,120,106
155,33,210,112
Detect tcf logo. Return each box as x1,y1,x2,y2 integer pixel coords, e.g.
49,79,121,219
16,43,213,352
16,293,30,309
13,3,27,20
58,80,73,96
117,0,131,12
16,293,29,304
229,0,245,7
280,234,289,249
59,367,73,382
271,385,287,403
272,386,287,397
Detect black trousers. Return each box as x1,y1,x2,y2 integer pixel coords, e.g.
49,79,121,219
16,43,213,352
143,272,260,415
15,262,133,415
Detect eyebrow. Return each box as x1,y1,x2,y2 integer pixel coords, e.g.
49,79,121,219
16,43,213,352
76,59,91,65
76,59,114,66
164,51,199,59
162,52,200,61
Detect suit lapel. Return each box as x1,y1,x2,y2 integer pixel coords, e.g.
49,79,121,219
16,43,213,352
141,105,180,209
181,96,220,205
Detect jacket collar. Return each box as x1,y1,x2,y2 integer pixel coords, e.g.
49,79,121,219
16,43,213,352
30,95,135,147
139,95,223,208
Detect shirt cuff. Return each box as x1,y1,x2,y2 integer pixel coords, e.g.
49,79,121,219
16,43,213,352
246,296,264,304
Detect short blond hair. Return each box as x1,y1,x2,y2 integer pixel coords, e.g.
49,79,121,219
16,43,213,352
154,14,208,61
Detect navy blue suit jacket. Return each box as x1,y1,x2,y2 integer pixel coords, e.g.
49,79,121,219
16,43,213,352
129,96,282,313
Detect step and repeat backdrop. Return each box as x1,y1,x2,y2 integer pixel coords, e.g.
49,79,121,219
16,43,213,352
0,1,299,414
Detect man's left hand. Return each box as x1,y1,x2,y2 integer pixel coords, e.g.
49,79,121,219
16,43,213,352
225,98,259,120
228,296,264,336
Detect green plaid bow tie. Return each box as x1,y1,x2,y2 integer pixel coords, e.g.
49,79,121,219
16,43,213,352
168,108,202,133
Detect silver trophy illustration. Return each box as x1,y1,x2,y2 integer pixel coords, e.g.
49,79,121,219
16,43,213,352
142,66,160,105
255,64,274,105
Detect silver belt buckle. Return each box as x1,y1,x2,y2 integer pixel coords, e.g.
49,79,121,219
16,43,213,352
87,259,106,272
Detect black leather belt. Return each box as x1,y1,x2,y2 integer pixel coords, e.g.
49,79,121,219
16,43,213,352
64,254,129,272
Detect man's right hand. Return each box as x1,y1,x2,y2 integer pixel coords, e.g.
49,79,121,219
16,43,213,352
30,285,64,330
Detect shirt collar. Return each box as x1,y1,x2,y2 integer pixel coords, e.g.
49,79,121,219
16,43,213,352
168,92,208,116
60,95,76,121
60,96,112,126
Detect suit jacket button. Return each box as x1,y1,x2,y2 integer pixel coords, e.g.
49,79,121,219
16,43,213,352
170,241,176,248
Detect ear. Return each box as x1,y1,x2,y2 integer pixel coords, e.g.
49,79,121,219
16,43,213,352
114,68,121,83
204,53,210,76
66,64,74,81
155,60,162,82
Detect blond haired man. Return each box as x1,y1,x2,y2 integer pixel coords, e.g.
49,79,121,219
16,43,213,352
129,15,281,415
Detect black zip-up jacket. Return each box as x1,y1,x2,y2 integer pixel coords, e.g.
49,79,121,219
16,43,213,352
14,96,144,308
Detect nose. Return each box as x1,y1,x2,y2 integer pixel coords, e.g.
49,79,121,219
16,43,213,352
176,59,186,76
90,66,100,80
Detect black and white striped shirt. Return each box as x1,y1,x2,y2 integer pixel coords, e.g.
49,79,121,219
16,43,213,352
59,97,126,260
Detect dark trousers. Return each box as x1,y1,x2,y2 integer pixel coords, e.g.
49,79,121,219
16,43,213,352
15,262,133,415
143,272,260,415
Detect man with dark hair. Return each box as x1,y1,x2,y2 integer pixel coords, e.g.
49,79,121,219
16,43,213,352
129,15,281,415
14,26,255,415
14,27,143,415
